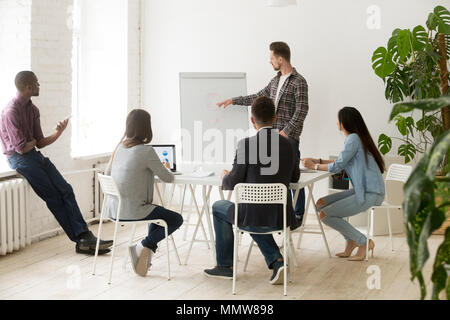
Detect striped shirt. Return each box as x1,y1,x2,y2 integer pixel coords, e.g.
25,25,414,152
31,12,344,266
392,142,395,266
232,67,309,141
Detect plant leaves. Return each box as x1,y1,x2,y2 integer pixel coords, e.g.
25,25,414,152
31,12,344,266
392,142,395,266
404,154,433,221
398,143,417,163
434,6,450,34
413,25,428,51
378,134,392,155
395,115,408,136
389,96,450,121
385,66,409,103
427,13,438,31
431,227,450,300
417,208,446,272
388,29,402,62
397,29,413,61
372,47,395,79
426,130,450,180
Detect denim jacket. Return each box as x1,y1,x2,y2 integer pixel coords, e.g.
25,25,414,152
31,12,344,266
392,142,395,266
328,133,385,205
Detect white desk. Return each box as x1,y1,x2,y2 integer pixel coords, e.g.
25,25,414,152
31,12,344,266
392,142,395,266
155,170,332,264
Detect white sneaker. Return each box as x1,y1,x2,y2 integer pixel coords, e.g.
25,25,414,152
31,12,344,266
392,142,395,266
136,247,153,277
128,244,139,274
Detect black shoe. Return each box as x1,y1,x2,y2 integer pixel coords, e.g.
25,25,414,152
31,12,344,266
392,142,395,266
294,213,304,227
204,266,233,280
76,243,111,255
270,260,286,285
78,231,113,251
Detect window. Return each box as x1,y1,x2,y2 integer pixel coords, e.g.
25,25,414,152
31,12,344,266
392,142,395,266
0,4,30,174
71,0,128,158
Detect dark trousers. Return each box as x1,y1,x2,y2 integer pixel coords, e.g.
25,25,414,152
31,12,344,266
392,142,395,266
7,149,89,242
136,206,184,253
212,200,282,269
291,138,305,216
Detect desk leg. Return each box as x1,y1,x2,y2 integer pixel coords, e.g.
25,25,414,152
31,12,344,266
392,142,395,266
184,184,213,265
203,185,216,263
296,185,312,249
308,184,332,258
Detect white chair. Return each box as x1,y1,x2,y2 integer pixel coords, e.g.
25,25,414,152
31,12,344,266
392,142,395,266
364,164,412,260
92,174,181,284
232,183,291,296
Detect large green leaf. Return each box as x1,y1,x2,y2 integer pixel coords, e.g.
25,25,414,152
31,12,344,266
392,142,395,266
431,227,450,300
372,47,395,79
404,154,433,221
395,115,408,136
388,29,402,62
427,13,438,31
426,130,450,180
413,25,428,51
434,6,450,34
385,66,409,103
378,134,392,155
417,208,446,271
397,29,413,61
389,96,450,121
398,143,417,163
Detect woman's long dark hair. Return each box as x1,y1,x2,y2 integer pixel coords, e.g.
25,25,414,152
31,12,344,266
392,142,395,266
107,109,153,173
338,107,385,173
122,109,153,148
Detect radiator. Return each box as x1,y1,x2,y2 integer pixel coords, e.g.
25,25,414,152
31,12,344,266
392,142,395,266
0,178,31,256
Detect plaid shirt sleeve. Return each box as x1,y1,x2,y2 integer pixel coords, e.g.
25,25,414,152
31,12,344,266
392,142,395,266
282,77,309,139
232,81,272,106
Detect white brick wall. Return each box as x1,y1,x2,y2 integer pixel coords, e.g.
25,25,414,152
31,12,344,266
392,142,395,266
0,0,142,242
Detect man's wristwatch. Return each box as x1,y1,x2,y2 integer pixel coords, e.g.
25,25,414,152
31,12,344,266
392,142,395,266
314,163,320,170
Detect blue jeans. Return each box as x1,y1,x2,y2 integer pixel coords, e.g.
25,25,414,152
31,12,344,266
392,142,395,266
291,138,305,216
128,206,183,253
7,149,89,242
318,189,385,246
212,200,282,269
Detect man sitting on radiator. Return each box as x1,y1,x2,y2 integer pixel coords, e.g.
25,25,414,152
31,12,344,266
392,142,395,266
0,71,113,255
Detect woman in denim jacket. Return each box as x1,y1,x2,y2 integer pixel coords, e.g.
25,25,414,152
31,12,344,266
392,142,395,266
302,107,385,261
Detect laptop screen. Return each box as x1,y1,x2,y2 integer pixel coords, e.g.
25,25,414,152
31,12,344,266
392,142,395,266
152,145,177,171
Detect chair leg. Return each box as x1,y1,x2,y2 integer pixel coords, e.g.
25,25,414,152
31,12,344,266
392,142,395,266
232,227,239,295
287,231,292,283
283,230,287,296
243,239,254,272
289,234,298,268
366,209,372,262
170,235,182,265
387,209,393,252
108,220,121,285
92,216,105,275
123,224,137,270
165,225,171,280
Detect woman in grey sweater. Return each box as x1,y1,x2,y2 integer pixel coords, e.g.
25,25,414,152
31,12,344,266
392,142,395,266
104,109,183,277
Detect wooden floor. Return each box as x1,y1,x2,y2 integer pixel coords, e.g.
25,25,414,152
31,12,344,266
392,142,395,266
0,213,443,300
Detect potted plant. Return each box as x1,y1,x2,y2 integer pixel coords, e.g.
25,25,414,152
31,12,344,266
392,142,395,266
371,6,450,165
372,5,450,300
389,97,449,300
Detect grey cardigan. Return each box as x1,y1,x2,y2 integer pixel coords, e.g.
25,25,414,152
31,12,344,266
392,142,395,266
103,143,174,220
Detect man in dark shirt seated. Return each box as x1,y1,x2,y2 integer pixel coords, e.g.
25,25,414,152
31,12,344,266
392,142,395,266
0,71,113,255
204,96,301,285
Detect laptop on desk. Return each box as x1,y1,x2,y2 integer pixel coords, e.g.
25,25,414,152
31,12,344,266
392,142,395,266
151,144,183,175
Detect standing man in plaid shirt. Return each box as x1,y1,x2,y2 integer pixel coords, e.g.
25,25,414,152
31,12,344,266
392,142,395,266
217,42,309,220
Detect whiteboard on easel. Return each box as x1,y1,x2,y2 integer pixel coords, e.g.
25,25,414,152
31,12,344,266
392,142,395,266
179,72,249,164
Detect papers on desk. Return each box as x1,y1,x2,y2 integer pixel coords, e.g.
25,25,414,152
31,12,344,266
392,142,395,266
185,171,215,178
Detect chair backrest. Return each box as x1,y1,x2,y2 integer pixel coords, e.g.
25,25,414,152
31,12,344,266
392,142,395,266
97,173,121,199
385,164,412,183
384,164,412,206
234,183,288,231
234,183,287,205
